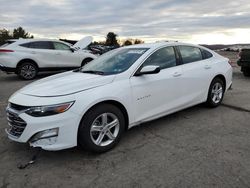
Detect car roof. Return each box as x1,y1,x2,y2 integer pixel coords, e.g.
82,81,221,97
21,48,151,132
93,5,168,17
123,41,203,49
12,38,72,46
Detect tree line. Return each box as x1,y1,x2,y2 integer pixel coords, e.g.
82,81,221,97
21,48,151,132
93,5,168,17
0,27,143,46
104,32,144,46
0,27,33,45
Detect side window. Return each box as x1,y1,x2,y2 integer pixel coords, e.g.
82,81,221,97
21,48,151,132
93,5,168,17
201,49,213,59
20,43,31,48
28,41,54,50
53,42,71,50
143,47,177,69
179,46,202,64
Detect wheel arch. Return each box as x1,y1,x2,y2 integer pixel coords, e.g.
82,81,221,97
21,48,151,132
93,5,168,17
205,74,227,100
80,100,129,131
17,59,39,69
213,74,226,91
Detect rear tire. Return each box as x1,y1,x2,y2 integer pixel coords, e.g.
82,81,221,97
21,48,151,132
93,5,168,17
206,77,225,107
17,62,38,80
242,67,250,77
78,104,125,153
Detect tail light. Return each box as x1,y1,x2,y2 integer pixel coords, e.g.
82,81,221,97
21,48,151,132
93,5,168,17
0,49,14,52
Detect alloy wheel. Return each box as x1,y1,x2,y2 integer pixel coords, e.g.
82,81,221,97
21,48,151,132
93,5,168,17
90,113,120,147
211,82,223,104
20,64,36,79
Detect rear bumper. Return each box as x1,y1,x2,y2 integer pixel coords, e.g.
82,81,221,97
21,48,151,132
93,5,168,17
0,64,16,72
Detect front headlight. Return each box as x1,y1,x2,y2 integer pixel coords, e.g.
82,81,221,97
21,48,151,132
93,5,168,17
25,101,74,117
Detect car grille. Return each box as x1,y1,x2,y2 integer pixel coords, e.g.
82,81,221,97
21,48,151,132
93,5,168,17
6,111,27,138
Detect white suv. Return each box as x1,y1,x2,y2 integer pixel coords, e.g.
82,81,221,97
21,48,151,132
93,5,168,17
0,37,96,79
5,42,232,152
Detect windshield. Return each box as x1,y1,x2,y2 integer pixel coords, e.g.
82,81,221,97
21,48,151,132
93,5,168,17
80,48,148,75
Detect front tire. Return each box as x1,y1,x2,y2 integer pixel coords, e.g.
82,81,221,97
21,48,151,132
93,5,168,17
206,77,225,107
17,62,38,80
78,104,125,153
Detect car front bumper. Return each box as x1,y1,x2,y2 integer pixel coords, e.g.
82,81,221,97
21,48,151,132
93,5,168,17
5,105,82,151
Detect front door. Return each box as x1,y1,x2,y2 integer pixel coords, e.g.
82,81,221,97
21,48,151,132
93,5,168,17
130,46,184,122
52,42,81,68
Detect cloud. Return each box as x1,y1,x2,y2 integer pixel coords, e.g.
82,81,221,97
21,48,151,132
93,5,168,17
0,0,250,44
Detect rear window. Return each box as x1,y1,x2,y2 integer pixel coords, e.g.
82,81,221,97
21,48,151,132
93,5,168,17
20,43,30,48
20,41,54,49
179,46,203,64
201,49,213,59
1,41,16,47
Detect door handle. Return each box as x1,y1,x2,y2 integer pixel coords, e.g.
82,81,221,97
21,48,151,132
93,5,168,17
204,65,211,69
55,53,60,55
31,51,36,54
173,72,182,77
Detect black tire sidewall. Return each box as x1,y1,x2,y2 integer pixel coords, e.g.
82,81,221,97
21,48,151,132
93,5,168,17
18,62,38,80
206,78,225,107
78,104,125,153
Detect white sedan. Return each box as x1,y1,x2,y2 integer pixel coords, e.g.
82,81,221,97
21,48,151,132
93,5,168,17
0,37,96,79
5,42,232,152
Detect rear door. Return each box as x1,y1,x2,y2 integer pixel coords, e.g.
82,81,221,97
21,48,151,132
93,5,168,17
130,46,184,122
20,41,57,68
177,45,213,104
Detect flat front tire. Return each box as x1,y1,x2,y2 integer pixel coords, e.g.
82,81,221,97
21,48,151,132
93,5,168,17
18,62,38,80
78,104,125,153
206,78,225,107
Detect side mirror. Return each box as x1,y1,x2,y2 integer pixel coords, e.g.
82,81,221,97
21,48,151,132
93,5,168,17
135,65,160,76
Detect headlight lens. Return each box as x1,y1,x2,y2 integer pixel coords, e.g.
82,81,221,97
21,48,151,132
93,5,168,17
25,101,74,117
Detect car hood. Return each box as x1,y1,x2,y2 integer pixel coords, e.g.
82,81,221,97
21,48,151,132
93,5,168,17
19,71,115,97
72,36,93,50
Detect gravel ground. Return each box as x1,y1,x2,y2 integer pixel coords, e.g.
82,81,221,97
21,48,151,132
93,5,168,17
0,52,250,188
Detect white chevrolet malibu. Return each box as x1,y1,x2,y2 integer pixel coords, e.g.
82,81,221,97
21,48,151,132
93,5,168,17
6,42,232,152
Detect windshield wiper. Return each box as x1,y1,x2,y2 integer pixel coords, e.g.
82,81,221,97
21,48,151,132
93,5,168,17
81,70,105,75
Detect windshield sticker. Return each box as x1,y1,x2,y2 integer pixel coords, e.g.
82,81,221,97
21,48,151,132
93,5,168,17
127,50,146,54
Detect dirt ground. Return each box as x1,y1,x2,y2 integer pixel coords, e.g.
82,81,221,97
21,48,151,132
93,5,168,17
0,52,250,188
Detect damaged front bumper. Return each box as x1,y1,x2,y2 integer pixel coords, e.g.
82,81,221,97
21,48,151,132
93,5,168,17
5,106,81,151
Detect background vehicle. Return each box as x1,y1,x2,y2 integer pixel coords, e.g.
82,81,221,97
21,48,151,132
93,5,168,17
6,42,232,153
0,37,96,79
237,48,250,76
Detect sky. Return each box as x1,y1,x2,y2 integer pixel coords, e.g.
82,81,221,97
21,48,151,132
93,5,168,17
1,0,250,44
